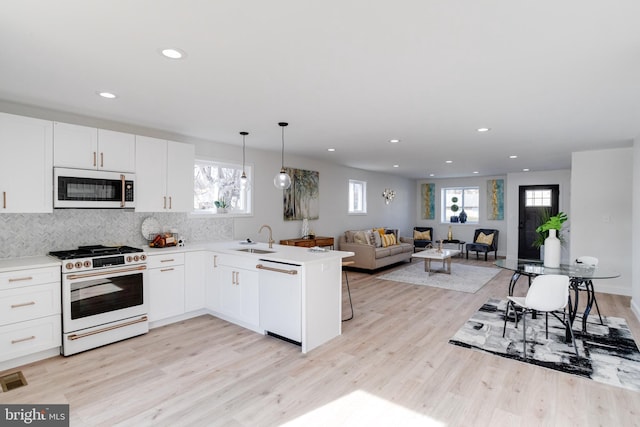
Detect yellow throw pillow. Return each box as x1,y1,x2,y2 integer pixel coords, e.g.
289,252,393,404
413,230,431,240
475,232,494,245
381,233,396,247
375,227,386,237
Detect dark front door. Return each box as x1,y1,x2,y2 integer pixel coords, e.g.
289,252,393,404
518,185,559,259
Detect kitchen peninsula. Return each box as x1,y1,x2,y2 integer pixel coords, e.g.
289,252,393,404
147,241,354,354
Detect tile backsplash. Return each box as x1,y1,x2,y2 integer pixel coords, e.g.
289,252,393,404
0,211,233,258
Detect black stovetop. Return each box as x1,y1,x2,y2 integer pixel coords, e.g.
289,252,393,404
49,245,144,260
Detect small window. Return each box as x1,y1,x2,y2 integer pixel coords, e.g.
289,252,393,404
525,189,552,207
193,159,252,215
441,187,479,223
348,179,367,214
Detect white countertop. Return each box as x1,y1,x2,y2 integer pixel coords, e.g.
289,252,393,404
0,255,61,273
145,241,354,265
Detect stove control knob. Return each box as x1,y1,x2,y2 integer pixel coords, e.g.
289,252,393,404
140,254,147,261
133,255,140,262
66,262,74,270
75,261,83,269
84,260,91,268
126,256,132,262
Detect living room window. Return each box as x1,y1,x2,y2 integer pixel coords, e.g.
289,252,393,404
193,158,252,215
348,179,367,214
441,187,479,223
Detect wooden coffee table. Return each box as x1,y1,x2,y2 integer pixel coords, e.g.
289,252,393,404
411,249,461,276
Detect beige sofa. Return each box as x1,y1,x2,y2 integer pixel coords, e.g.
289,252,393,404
339,228,413,270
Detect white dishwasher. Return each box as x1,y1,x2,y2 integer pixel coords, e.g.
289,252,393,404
257,259,302,344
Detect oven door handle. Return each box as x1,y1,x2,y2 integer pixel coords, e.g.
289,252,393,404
67,265,146,280
67,316,148,341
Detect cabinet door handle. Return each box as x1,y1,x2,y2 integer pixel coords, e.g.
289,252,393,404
213,255,218,268
12,336,36,344
160,268,175,272
8,276,33,282
11,301,36,309
93,151,97,167
160,259,175,263
163,196,167,209
169,196,172,209
2,191,6,209
236,271,240,286
101,152,104,168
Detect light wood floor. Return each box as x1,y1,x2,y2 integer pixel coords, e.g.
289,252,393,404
2,258,640,426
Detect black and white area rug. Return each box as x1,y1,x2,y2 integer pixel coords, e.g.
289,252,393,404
449,298,640,392
377,263,500,293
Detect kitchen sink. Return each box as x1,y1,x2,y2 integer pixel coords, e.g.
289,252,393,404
235,248,276,254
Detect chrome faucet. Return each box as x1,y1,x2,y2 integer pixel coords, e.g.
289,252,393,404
259,224,274,248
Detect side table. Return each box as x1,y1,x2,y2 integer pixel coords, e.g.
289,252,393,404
279,236,334,249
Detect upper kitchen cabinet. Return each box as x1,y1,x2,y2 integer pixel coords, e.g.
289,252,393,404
135,136,195,212
0,113,53,213
53,122,135,172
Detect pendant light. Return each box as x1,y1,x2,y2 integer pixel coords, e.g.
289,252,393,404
239,131,250,191
273,122,291,190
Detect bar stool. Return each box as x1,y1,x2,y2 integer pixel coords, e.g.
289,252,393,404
342,261,354,321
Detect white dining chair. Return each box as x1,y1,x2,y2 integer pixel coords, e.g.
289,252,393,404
575,256,603,325
502,274,579,358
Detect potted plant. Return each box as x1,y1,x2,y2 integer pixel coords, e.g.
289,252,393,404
534,211,567,267
214,199,229,214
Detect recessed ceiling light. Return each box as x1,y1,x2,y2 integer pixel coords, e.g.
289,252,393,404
327,148,335,152
523,168,530,172
389,139,400,143
97,91,117,99
161,48,185,59
429,173,435,177
445,160,453,164
509,155,518,159
477,127,491,132
473,171,479,174
393,164,399,168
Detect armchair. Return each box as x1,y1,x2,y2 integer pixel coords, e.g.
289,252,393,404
412,227,433,252
466,229,499,261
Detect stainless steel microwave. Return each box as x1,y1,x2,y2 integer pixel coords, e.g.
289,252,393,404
54,167,136,209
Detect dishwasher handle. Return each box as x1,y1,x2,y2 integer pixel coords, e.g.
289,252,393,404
256,264,298,275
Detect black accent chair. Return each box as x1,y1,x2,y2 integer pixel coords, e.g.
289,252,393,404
466,229,499,261
412,227,434,252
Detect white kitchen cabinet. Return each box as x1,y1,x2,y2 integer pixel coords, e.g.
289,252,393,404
214,254,259,330
184,251,210,312
148,253,185,322
0,113,53,213
0,263,61,368
135,136,195,212
53,122,135,172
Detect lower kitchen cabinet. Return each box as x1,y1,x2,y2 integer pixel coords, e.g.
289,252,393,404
0,261,61,369
148,253,185,322
184,251,211,312
213,253,260,331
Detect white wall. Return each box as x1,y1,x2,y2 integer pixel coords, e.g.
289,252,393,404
571,148,632,296
505,169,572,262
415,175,507,257
193,140,416,244
631,140,640,316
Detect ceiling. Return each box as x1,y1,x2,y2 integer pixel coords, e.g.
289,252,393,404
1,1,639,179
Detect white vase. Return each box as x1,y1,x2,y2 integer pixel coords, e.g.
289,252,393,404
543,229,561,268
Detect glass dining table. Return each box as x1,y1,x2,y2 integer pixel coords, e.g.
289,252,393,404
494,258,620,334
